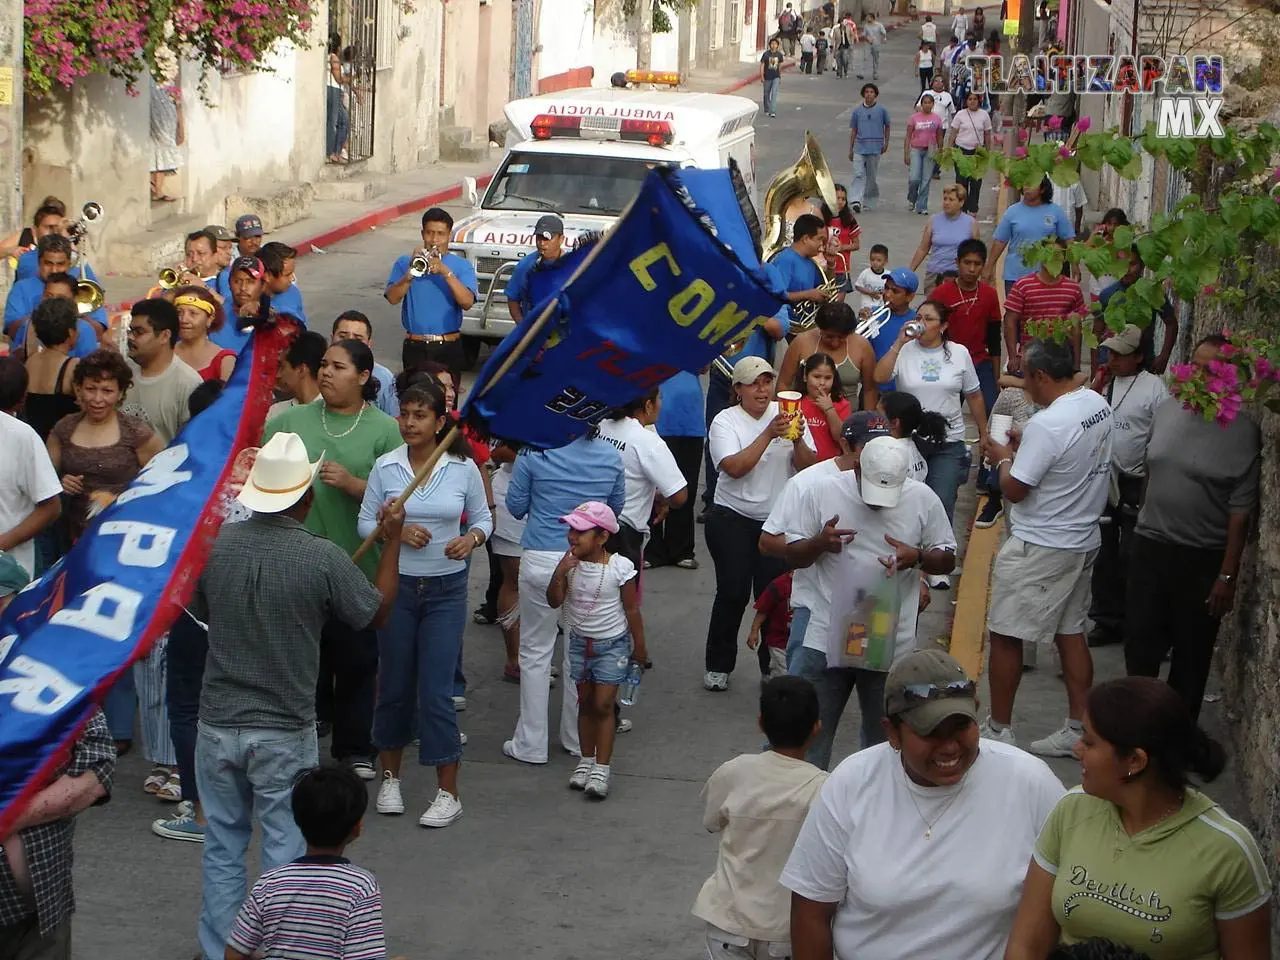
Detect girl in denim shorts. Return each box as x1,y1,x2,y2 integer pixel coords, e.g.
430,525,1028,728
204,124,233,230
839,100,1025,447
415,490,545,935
546,501,648,800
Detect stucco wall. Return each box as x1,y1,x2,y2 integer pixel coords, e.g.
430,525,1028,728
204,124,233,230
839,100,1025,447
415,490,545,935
373,0,446,167
477,0,515,130
536,0,596,82
592,3,683,80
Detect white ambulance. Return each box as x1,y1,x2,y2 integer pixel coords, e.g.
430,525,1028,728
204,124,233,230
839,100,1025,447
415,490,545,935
453,73,759,364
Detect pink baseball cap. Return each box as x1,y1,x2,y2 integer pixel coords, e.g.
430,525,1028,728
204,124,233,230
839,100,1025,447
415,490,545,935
560,501,620,534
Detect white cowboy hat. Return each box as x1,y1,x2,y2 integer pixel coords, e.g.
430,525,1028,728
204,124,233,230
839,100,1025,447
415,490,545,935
236,432,323,514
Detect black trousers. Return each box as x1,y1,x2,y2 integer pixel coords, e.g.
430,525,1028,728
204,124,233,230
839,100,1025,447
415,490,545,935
1124,534,1225,721
482,536,501,614
958,147,984,215
402,336,465,377
319,619,380,760
1088,473,1143,637
704,506,788,675
647,435,702,565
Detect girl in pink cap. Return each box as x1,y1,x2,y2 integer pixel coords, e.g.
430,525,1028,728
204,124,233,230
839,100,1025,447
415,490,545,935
546,501,648,800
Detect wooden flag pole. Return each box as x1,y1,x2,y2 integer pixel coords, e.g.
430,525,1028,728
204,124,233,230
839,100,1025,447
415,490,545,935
350,197,633,562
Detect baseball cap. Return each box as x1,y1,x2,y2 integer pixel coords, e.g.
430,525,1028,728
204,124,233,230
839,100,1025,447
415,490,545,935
1101,324,1143,355
231,256,265,280
235,214,265,237
0,552,31,597
883,649,978,735
534,214,564,239
731,355,775,386
883,267,920,294
841,411,891,447
205,223,235,242
858,435,909,507
560,501,620,534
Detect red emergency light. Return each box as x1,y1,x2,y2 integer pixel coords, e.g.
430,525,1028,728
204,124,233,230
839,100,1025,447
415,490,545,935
529,113,674,147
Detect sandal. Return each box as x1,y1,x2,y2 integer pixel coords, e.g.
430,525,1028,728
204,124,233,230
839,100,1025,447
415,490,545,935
502,665,520,683
473,605,497,625
156,771,183,803
143,766,169,795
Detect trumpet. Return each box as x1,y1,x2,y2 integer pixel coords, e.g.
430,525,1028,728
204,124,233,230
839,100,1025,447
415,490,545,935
409,248,441,278
74,279,105,315
66,201,104,244
158,264,190,288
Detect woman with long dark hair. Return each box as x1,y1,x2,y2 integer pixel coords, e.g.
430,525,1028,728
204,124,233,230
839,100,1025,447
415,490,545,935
778,302,879,409
879,389,948,483
1007,676,1271,959
264,340,403,778
358,380,490,828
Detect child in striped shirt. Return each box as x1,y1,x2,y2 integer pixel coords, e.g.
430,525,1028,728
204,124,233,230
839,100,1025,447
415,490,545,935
226,764,386,960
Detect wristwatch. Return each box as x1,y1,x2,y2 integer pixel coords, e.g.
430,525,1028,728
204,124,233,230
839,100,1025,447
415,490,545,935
471,530,483,548
1217,573,1235,585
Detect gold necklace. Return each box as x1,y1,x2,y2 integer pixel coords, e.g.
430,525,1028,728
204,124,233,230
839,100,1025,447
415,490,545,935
902,758,967,840
320,402,367,439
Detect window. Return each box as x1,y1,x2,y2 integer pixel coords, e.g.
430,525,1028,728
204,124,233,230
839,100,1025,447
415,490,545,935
485,151,672,217
729,0,742,42
710,0,723,48
375,0,397,71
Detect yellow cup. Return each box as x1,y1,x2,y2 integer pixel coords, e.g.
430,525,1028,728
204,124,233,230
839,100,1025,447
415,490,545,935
777,390,803,440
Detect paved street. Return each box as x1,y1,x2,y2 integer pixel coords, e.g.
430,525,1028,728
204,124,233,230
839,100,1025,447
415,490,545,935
71,24,1245,959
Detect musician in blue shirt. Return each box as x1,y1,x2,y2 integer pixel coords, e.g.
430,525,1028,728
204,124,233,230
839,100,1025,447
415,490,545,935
768,214,833,327
10,273,102,358
4,237,103,356
261,241,308,327
385,206,478,373
505,214,566,321
14,202,70,282
212,215,265,308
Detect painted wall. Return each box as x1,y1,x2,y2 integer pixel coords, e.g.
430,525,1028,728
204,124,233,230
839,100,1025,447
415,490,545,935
535,0,596,84
476,0,515,131
592,7,683,81
373,0,446,167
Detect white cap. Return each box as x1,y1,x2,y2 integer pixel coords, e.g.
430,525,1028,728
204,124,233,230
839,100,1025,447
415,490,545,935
859,435,909,507
731,355,775,386
236,433,323,513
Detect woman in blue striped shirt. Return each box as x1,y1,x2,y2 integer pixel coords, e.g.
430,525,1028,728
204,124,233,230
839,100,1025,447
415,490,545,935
357,380,492,829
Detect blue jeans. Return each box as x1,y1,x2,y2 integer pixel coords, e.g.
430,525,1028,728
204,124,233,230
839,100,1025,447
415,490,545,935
785,605,811,672
850,152,881,207
373,571,467,767
325,86,349,157
790,646,888,771
917,437,970,524
974,359,999,493
907,148,937,213
869,43,881,77
167,610,208,805
568,629,633,685
196,722,317,960
763,78,780,115
104,669,136,742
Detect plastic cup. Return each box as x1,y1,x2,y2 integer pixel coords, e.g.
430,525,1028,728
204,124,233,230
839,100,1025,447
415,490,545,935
990,414,1014,447
777,391,803,441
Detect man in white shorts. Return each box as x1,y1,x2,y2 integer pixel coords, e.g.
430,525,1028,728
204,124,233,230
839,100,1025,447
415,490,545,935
980,338,1112,758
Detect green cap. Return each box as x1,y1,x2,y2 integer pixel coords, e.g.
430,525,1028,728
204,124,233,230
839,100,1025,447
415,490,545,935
883,649,978,735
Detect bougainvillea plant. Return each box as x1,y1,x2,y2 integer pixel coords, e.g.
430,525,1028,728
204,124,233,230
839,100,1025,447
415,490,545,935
1168,331,1280,426
24,0,314,97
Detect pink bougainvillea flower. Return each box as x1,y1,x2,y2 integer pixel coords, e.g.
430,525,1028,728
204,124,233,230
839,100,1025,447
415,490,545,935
1075,116,1092,132
1046,115,1063,131
1256,357,1276,380
1058,146,1071,159
1018,128,1030,143
1201,285,1217,296
1171,363,1197,383
1014,146,1027,158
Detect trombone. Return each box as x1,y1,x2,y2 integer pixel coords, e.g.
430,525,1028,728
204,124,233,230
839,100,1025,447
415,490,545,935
74,279,105,316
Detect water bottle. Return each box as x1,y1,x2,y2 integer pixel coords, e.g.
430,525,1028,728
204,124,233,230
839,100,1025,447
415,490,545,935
618,661,644,707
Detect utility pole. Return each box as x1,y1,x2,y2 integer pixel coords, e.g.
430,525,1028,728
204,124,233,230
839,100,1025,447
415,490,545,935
0,4,21,311
637,0,654,69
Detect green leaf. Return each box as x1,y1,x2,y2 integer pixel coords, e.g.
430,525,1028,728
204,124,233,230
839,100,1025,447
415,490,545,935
1130,277,1165,310
1112,226,1135,250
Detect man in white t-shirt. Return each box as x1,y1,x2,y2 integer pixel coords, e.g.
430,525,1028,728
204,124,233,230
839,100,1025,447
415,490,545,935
124,298,202,445
1086,325,1167,650
760,412,890,673
0,358,63,580
778,437,956,770
981,338,1112,758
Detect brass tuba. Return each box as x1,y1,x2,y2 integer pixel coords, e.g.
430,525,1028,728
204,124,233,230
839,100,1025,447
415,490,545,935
74,279,105,315
712,133,841,377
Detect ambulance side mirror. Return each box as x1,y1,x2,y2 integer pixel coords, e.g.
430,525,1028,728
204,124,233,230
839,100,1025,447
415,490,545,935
463,177,479,207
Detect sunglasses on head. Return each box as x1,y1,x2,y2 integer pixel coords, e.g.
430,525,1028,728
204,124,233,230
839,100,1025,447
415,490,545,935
901,679,976,704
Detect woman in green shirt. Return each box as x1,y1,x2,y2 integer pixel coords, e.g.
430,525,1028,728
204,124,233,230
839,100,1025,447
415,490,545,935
264,339,403,777
1006,676,1271,960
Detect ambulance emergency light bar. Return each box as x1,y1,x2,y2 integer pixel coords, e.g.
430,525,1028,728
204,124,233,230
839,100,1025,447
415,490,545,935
530,114,675,147
626,70,681,86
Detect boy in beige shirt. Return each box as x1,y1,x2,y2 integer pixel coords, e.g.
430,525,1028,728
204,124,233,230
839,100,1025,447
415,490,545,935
693,676,827,959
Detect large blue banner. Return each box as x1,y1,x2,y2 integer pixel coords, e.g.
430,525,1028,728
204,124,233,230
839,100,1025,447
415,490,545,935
462,168,784,449
0,320,296,836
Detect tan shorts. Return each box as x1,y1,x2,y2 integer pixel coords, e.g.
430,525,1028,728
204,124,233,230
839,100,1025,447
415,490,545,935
987,536,1097,643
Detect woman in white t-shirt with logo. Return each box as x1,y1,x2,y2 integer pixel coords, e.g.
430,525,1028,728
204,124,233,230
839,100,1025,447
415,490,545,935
874,300,988,569
782,649,1065,960
703,356,816,693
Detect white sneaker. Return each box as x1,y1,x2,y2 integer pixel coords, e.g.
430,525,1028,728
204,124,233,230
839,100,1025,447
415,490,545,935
418,788,463,827
584,765,611,799
350,759,376,780
979,717,1017,746
703,671,730,692
1030,723,1082,758
460,731,468,745
375,772,405,815
568,757,594,790
615,718,633,734
927,574,951,590
452,696,467,712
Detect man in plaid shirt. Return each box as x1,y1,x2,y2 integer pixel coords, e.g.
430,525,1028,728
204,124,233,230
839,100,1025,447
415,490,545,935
0,705,116,959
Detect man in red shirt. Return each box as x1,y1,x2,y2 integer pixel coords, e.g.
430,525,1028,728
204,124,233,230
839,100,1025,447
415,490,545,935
931,237,1004,526
1002,238,1085,374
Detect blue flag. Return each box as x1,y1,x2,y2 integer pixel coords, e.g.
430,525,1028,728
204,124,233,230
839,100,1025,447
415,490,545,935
462,168,784,449
0,320,297,836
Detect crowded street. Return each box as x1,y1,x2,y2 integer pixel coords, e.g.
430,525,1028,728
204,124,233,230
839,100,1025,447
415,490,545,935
16,19,1250,960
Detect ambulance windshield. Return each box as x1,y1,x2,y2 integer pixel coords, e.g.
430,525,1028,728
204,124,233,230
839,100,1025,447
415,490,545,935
485,152,671,216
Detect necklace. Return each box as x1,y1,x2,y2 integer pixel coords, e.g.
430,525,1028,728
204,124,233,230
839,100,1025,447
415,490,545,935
320,402,367,439
902,759,967,839
566,561,607,628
